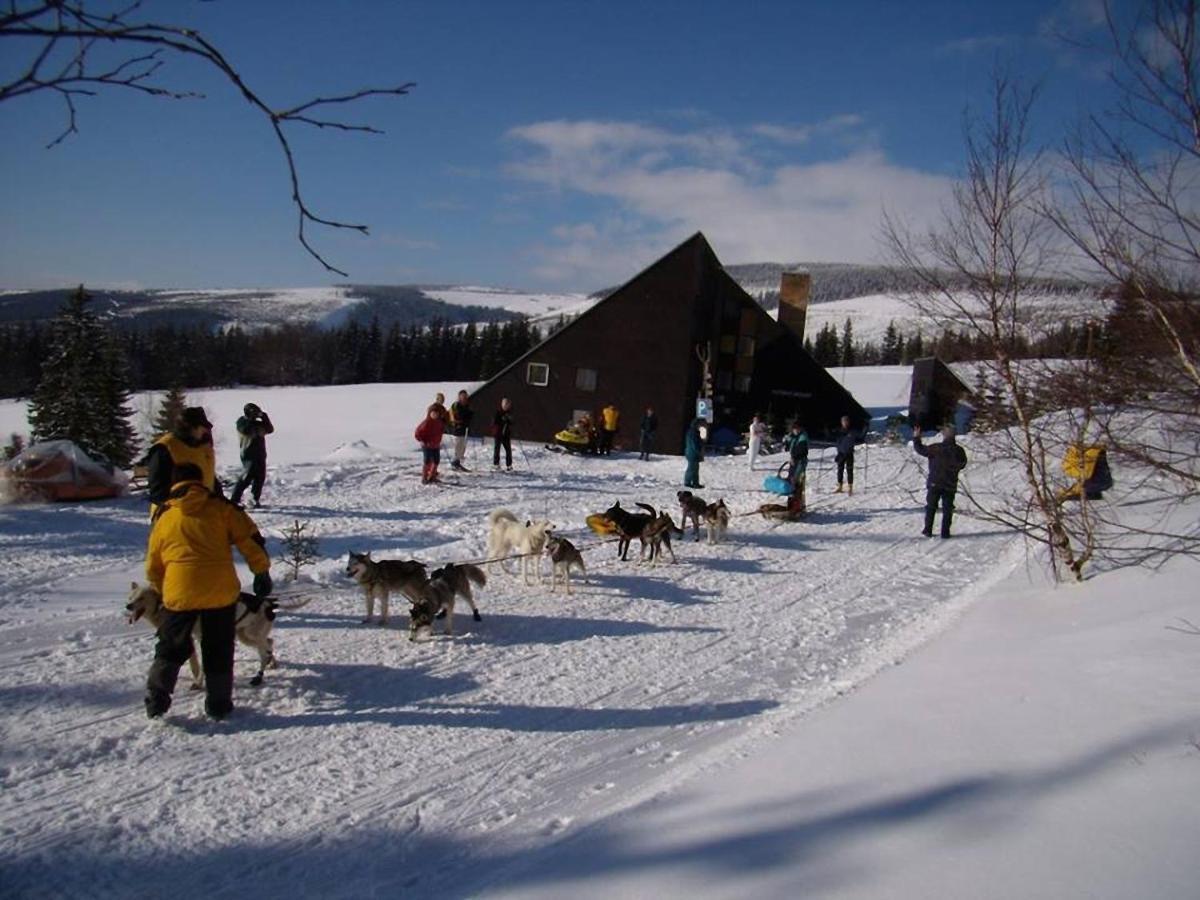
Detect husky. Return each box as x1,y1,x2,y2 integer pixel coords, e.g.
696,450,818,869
485,508,554,584
408,563,486,641
544,535,587,593
603,500,658,561
677,490,709,541
704,498,731,544
345,551,428,625
125,582,306,687
643,511,683,566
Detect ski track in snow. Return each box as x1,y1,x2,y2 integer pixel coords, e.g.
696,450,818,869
0,439,1020,898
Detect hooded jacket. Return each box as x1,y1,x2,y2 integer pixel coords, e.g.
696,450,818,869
146,431,217,504
146,481,270,611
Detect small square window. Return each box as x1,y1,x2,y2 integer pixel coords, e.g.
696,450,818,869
738,335,756,357
719,334,737,354
575,367,598,391
527,362,549,386
735,374,753,393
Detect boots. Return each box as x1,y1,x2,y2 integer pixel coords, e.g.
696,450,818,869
834,484,844,493
848,484,854,496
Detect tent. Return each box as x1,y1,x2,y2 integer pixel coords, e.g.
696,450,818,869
2,440,128,502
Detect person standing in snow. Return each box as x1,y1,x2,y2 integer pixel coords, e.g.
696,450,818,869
913,424,968,538
230,403,274,508
143,462,272,721
144,406,220,518
748,413,768,470
834,415,858,495
415,404,446,484
492,397,514,471
638,406,658,461
448,389,474,471
683,417,705,488
600,403,620,455
783,420,809,490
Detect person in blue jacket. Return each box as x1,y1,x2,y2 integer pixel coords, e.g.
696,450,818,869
834,415,858,495
683,418,705,488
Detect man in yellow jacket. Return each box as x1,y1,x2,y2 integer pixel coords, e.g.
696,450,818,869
144,463,272,720
600,403,620,456
144,406,219,519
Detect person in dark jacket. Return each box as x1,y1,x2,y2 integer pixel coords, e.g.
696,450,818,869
683,418,705,488
638,406,658,461
144,462,272,720
492,397,514,471
230,403,274,507
448,389,474,471
144,406,219,516
834,415,858,495
913,425,968,538
783,420,809,488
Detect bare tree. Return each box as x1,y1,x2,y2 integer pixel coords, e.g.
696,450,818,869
0,1,415,276
883,73,1100,581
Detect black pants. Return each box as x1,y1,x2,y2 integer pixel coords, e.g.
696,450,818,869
493,435,512,468
924,486,957,537
600,429,615,454
836,452,855,486
639,433,654,460
231,456,266,505
145,603,236,719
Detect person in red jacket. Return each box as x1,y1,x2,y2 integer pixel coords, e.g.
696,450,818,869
414,404,447,484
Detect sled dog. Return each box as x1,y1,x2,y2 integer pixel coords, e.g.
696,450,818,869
643,511,683,565
485,508,554,584
345,551,428,625
704,498,731,544
677,490,709,541
408,563,486,641
125,581,306,687
603,500,658,561
544,535,587,593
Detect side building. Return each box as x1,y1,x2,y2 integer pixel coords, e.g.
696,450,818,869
469,233,868,455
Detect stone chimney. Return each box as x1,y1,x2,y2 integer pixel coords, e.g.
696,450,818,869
778,270,811,339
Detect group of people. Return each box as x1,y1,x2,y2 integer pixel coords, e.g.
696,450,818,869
140,405,274,721
415,390,516,484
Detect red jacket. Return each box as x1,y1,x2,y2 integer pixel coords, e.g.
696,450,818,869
414,416,446,449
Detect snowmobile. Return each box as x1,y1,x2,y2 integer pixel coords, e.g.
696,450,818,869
546,425,595,455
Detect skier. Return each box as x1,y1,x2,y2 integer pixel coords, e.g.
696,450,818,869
448,389,474,471
414,403,446,484
230,403,274,508
913,424,968,538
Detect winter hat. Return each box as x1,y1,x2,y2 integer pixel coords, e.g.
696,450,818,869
179,407,213,429
244,403,260,417
942,425,956,440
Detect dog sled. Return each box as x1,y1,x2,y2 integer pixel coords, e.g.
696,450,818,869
758,461,806,522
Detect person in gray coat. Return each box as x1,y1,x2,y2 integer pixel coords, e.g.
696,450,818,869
913,424,968,538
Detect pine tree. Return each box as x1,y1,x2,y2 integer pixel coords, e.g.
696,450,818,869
840,318,856,367
278,519,320,581
881,321,902,365
28,286,139,467
152,385,188,436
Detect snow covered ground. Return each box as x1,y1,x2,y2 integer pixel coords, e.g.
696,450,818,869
0,381,1196,899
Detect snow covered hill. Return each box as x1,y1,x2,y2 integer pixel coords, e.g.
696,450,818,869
1,379,1196,899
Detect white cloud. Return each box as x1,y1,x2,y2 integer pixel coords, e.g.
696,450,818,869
505,118,956,288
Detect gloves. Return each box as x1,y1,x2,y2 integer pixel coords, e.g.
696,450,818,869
253,571,273,597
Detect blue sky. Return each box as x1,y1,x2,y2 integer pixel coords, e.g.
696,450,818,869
0,0,1124,292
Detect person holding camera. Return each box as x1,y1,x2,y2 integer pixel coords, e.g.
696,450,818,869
231,403,274,508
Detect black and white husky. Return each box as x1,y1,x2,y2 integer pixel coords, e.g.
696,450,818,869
408,563,486,641
125,582,308,687
704,498,731,544
345,551,428,625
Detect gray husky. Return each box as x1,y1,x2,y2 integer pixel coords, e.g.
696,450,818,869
345,551,428,625
125,582,307,687
544,535,587,593
408,563,487,641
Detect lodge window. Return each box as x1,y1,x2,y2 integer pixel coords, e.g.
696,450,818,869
735,374,753,394
575,367,598,392
527,362,549,386
738,335,756,357
719,334,737,354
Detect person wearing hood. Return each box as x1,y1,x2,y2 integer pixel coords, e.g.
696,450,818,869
230,402,274,507
144,406,219,516
143,463,272,720
683,417,705,489
913,424,969,538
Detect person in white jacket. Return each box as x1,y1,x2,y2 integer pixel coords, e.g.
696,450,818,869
748,414,768,470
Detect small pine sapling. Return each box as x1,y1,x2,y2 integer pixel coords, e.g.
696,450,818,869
279,518,319,581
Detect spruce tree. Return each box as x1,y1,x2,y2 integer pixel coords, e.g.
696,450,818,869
28,286,139,467
840,318,856,367
152,385,189,436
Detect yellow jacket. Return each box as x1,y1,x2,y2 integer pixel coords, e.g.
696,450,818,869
146,481,271,611
154,433,217,491
602,406,620,430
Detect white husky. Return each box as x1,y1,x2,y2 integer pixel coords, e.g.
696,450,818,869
486,508,554,584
